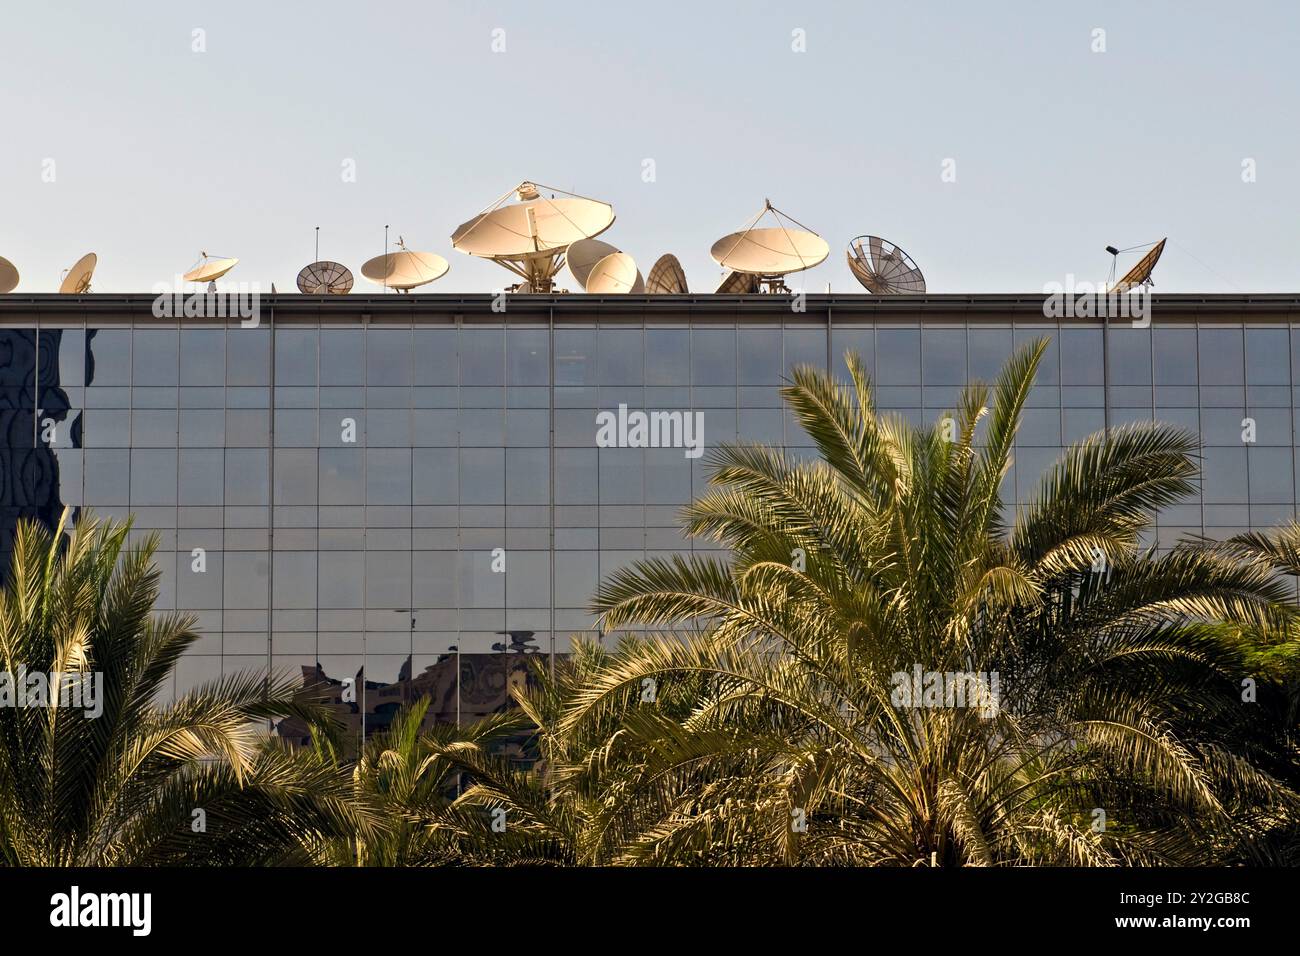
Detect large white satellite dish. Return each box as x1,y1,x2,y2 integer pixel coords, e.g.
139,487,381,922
710,200,828,293
451,181,615,293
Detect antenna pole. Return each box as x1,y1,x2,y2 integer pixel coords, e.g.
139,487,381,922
384,225,389,295
315,226,319,263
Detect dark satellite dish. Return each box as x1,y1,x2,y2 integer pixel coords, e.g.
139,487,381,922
847,235,926,294
1108,238,1166,293
297,260,354,294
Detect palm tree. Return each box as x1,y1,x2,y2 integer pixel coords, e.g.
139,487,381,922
425,640,741,865
0,509,375,866
1208,525,1300,862
305,697,532,866
561,341,1300,865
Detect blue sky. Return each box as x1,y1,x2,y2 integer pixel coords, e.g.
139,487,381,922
1,1,1295,294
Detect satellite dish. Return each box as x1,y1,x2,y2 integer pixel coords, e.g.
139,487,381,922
297,260,354,294
646,254,689,294
360,239,449,292
451,181,615,293
183,252,239,292
714,271,759,294
847,236,926,294
566,238,621,289
1109,238,1166,293
585,252,645,294
567,239,644,293
0,257,20,294
710,200,828,292
59,253,98,294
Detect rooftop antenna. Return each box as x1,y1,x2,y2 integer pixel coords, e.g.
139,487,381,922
297,261,354,295
360,236,449,293
451,180,615,294
183,252,239,293
297,227,355,294
710,199,828,294
847,236,926,294
59,252,98,294
1106,238,1166,293
566,238,644,293
646,253,689,294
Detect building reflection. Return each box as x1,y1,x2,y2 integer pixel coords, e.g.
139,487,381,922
0,329,71,578
274,631,550,757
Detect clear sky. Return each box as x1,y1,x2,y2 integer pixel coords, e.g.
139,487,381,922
1,1,1295,295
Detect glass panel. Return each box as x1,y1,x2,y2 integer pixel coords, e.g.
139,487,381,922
413,329,457,385
967,329,1011,381
692,329,736,386
275,329,318,385
1059,329,1103,386
180,330,225,386
597,329,642,385
645,330,689,386
508,329,550,386
783,329,826,375
738,329,781,385
1245,329,1289,385
555,329,596,388
368,330,413,386
1198,328,1244,386
876,329,920,385
133,330,179,386
86,329,131,386
460,329,505,386
1154,328,1198,385
922,329,965,386
321,330,365,385
1108,327,1151,385
227,328,270,386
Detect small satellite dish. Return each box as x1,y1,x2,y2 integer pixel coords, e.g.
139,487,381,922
183,252,239,292
710,200,828,292
847,236,926,294
585,252,645,294
360,239,449,292
714,270,759,294
0,256,21,294
646,254,689,294
297,260,354,294
59,252,98,294
566,238,621,289
1109,238,1166,293
451,181,615,293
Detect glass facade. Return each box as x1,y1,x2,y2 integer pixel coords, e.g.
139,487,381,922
2,295,1296,748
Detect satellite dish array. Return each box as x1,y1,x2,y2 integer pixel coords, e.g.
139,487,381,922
0,180,1169,298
